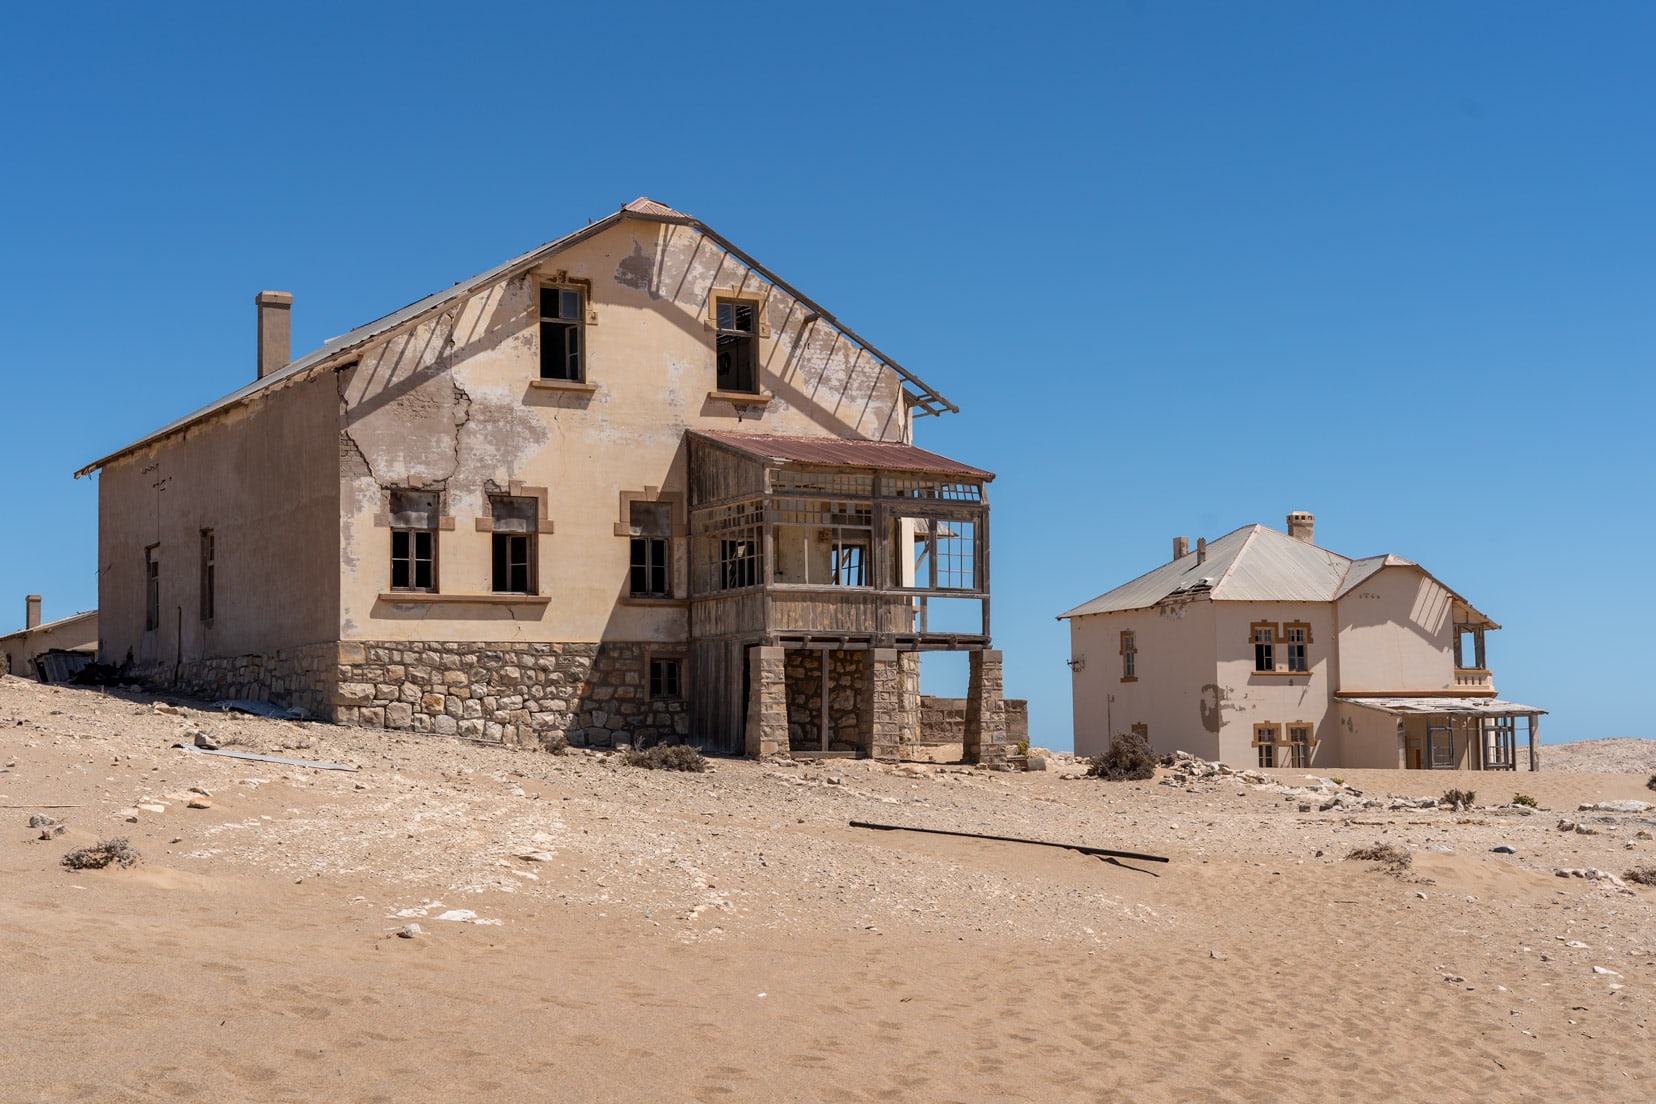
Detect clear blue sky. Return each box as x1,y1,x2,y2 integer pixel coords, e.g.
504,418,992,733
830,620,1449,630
4,2,1651,747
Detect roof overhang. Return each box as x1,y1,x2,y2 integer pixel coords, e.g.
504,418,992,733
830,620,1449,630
1340,696,1546,717
692,431,993,480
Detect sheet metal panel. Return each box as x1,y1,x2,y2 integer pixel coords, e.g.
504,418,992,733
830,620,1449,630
1342,696,1547,716
695,431,994,480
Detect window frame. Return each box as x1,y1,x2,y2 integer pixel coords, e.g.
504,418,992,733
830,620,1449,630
537,280,588,383
1250,622,1276,673
1283,621,1311,673
713,296,762,395
144,544,160,632
1287,723,1313,768
489,494,540,595
199,529,215,624
1120,629,1137,682
387,490,442,593
649,656,684,701
1253,722,1281,768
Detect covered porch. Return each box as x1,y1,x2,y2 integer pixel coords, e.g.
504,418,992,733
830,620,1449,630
1343,696,1548,771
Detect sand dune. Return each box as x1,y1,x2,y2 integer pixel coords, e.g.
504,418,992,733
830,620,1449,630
2,676,1652,1102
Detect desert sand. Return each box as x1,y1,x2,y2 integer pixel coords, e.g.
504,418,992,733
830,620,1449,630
2,674,1652,1103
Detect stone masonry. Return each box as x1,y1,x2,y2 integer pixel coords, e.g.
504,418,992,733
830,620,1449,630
333,640,687,749
964,649,1009,767
782,648,870,754
148,641,339,719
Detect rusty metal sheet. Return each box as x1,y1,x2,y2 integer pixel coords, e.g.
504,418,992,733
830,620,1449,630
695,431,994,480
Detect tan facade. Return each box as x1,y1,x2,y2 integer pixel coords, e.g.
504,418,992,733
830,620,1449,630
78,199,1005,760
1,597,97,680
1062,516,1543,771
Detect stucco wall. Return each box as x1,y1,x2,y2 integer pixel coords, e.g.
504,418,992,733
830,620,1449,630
337,219,911,647
1068,599,1219,761
1335,566,1456,692
1335,701,1407,769
95,372,341,677
0,613,97,678
1212,601,1337,768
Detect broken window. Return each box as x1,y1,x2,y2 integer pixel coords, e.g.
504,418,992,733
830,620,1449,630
1284,622,1310,673
1251,623,1275,673
772,498,872,587
895,516,977,591
714,298,758,393
719,537,758,589
490,495,537,594
199,529,215,623
629,500,671,597
389,491,439,592
540,285,584,382
1120,630,1137,680
650,657,683,700
1288,724,1312,768
692,500,763,594
144,545,159,632
1254,723,1280,768
1454,623,1487,670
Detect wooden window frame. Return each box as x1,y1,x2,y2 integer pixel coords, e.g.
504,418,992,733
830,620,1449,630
1120,629,1137,682
487,493,541,595
199,529,215,625
615,488,685,602
1283,621,1311,673
1287,723,1313,768
144,544,160,633
538,278,592,383
1250,622,1276,673
710,292,770,398
1253,722,1281,768
649,655,685,701
379,489,449,593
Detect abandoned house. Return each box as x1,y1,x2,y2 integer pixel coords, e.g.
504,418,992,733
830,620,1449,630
1058,513,1546,771
74,198,1006,762
1,595,98,682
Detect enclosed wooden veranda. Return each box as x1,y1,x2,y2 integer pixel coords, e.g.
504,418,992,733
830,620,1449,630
685,431,1006,763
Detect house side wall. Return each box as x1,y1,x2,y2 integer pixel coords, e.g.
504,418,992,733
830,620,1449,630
1068,600,1219,761
0,614,98,678
1212,601,1338,768
94,373,341,711
1335,566,1456,692
1334,701,1407,768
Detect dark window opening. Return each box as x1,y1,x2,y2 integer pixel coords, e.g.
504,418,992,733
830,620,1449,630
540,286,584,381
1285,624,1308,672
650,657,683,700
715,299,758,393
490,494,538,594
830,540,867,587
719,538,758,589
389,490,439,592
144,546,159,632
631,537,669,596
1252,625,1275,672
199,529,215,623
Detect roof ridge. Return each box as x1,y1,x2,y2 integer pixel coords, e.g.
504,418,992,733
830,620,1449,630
1208,525,1264,595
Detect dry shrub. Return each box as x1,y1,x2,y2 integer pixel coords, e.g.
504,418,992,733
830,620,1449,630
1511,793,1539,808
62,838,141,870
543,732,570,755
624,744,707,772
1624,867,1656,887
1440,788,1476,811
1647,773,1655,792
1085,732,1157,781
1346,844,1412,872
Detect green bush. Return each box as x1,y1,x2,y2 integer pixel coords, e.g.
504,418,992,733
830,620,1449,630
624,744,708,772
1085,732,1157,781
1512,793,1538,808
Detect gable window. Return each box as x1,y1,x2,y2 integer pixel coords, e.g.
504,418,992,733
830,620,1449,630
490,495,538,594
1120,630,1137,681
650,657,683,700
629,500,671,597
1251,623,1275,673
1284,622,1311,673
388,491,439,592
144,545,160,632
714,298,759,393
199,529,215,623
1253,723,1281,768
540,285,585,382
1287,724,1313,768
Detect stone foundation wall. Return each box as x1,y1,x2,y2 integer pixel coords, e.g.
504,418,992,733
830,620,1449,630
138,642,339,718
783,648,868,753
919,695,1028,745
334,640,688,749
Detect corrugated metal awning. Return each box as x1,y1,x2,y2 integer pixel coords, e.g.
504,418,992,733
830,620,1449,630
1341,697,1547,717
695,431,993,479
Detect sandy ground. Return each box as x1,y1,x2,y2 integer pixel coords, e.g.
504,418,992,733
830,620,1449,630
3,675,1653,1103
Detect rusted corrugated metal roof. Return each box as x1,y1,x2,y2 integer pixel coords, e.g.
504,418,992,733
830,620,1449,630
622,196,685,217
1341,697,1547,717
694,431,993,479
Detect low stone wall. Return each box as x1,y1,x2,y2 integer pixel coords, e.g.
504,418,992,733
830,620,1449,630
146,641,340,719
333,640,687,749
918,695,1028,746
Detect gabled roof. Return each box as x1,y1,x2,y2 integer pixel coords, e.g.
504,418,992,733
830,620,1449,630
76,197,957,478
1056,524,1489,621
0,608,97,645
693,431,993,479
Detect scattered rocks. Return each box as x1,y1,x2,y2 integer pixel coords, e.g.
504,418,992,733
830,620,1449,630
395,924,422,938
1577,801,1653,814
1490,845,1517,854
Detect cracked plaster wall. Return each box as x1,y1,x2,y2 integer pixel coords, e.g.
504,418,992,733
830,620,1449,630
338,219,912,647
1068,599,1218,761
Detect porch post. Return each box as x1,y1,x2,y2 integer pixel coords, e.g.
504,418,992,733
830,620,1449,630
743,646,788,758
964,649,1008,767
867,648,902,762
1528,712,1540,772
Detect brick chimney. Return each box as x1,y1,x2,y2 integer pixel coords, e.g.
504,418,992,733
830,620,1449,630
25,594,41,629
1287,511,1315,544
256,291,293,379
1172,536,1189,560
1196,537,1207,565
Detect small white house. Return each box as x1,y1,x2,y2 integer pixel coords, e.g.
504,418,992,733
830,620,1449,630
1058,513,1545,771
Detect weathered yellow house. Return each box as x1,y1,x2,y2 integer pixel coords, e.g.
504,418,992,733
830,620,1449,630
75,198,1005,761
1059,513,1545,771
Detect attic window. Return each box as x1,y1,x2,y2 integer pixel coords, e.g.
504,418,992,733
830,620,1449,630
540,285,585,382
715,299,759,393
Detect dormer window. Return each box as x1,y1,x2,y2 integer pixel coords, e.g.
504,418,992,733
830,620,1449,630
540,286,585,382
